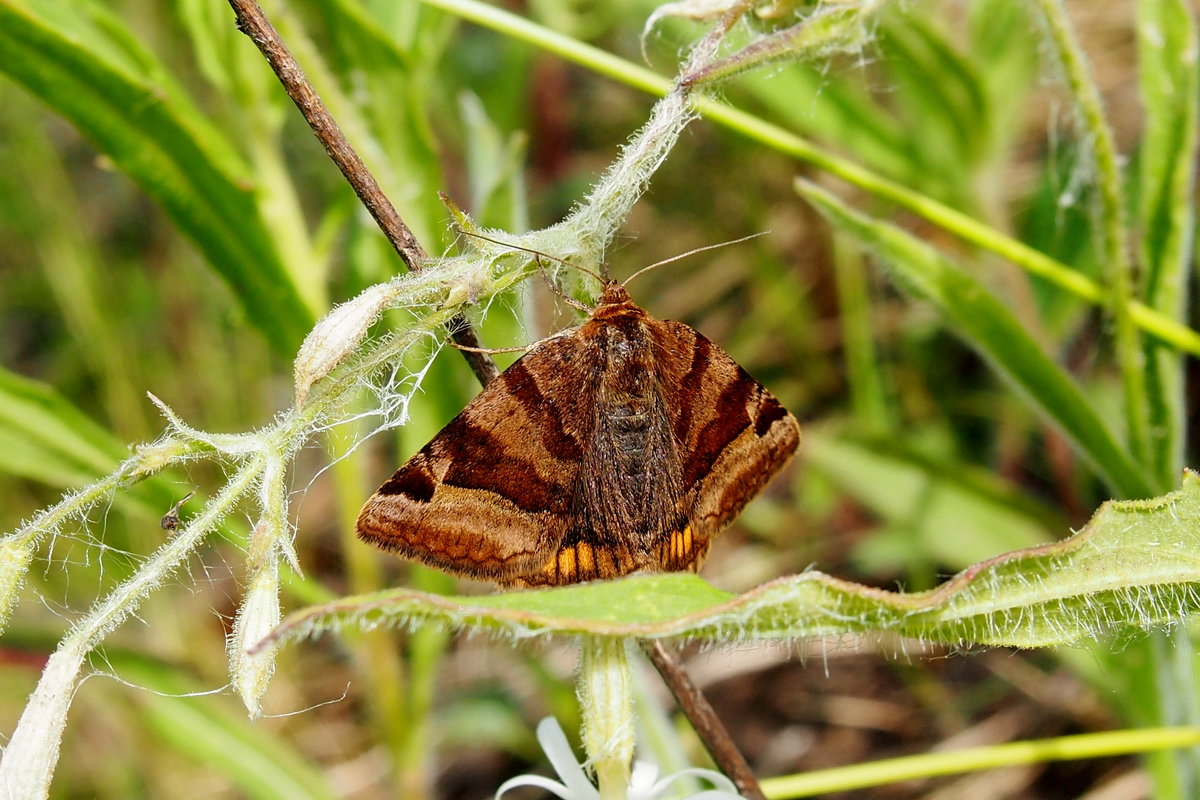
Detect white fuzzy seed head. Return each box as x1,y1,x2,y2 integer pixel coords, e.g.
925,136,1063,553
294,283,401,406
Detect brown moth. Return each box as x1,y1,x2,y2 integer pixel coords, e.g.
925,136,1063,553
356,282,800,587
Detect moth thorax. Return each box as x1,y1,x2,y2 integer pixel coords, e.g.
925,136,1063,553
599,282,632,306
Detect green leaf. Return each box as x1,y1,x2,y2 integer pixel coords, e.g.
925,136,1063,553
1137,0,1198,491
265,471,1200,649
0,366,127,488
795,179,1153,499
0,1,314,355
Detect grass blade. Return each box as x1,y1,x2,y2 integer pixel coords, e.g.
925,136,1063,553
1137,0,1198,491
113,652,339,800
805,430,1062,571
796,180,1152,499
1033,0,1149,472
0,2,315,355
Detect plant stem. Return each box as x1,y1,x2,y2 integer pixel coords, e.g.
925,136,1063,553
0,457,264,800
579,637,634,799
642,641,766,800
0,437,201,635
758,726,1200,798
1032,0,1150,480
225,0,498,387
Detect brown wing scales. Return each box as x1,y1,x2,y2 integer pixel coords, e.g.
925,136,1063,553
356,334,597,582
653,320,801,560
358,286,800,586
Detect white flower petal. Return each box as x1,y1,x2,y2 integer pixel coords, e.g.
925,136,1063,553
645,766,743,799
511,718,745,800
629,759,661,790
495,774,577,799
654,767,739,794
536,717,599,798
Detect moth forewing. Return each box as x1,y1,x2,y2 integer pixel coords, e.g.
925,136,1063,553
357,282,800,587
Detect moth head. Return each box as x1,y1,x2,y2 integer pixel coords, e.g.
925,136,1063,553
598,282,632,308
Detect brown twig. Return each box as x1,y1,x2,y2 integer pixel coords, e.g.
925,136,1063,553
641,641,766,800
226,0,498,386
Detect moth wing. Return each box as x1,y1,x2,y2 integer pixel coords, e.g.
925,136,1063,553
356,332,597,582
653,320,800,563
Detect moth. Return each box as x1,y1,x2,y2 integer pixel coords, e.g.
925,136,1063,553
356,281,800,587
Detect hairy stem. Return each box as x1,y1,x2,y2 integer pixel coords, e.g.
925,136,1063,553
225,0,498,386
1033,0,1147,475
579,637,634,799
0,457,264,800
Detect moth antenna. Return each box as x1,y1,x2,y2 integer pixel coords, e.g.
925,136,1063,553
454,228,605,284
454,228,600,312
447,340,529,355
532,254,590,313
622,231,771,288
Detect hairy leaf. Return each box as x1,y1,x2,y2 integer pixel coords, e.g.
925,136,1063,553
263,472,1200,649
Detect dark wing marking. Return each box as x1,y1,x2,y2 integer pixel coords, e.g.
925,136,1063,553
356,332,599,582
652,320,800,548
